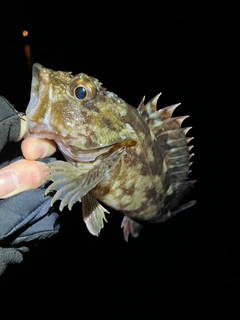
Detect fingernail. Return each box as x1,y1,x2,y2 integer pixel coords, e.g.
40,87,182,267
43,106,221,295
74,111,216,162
32,142,47,159
39,143,48,159
0,172,19,198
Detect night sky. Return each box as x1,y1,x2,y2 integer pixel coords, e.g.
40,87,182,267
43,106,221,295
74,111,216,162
0,2,238,317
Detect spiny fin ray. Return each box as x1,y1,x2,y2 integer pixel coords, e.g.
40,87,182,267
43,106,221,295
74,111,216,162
138,92,195,213
138,93,162,120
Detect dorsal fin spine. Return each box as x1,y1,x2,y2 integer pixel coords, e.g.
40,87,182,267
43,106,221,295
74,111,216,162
137,93,194,198
138,93,162,120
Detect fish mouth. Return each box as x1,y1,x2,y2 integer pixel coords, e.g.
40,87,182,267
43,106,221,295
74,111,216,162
25,63,50,122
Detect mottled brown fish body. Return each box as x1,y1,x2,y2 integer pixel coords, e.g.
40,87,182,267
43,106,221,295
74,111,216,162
91,104,166,221
25,63,195,241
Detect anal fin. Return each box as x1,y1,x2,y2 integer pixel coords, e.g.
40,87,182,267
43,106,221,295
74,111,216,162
121,216,143,242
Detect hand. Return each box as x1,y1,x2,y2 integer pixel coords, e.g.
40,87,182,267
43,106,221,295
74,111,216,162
0,117,57,198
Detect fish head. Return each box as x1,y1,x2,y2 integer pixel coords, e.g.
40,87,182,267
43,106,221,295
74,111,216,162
25,63,138,162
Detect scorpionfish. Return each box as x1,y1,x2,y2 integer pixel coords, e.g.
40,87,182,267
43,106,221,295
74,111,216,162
25,63,196,241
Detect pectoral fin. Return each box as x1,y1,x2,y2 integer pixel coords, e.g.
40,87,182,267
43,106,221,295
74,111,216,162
82,192,110,236
44,147,124,211
44,160,107,210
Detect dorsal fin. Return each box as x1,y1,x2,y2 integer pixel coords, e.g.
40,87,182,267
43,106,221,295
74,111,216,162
137,93,162,121
139,93,195,211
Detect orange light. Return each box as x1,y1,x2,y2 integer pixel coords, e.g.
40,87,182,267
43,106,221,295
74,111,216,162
22,30,28,37
24,44,32,69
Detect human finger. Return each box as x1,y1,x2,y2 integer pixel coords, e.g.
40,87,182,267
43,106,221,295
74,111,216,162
21,137,57,161
0,159,47,198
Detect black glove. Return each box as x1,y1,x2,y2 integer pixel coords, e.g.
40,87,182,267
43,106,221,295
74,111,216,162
0,96,60,275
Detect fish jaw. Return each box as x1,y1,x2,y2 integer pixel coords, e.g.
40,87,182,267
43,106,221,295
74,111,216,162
25,63,52,137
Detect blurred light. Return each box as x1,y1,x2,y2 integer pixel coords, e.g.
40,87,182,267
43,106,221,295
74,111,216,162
24,43,32,69
22,30,28,37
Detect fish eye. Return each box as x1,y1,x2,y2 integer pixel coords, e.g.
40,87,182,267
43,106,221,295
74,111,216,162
74,86,88,100
71,79,96,102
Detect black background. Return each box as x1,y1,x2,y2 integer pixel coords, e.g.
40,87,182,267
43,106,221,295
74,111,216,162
0,1,238,318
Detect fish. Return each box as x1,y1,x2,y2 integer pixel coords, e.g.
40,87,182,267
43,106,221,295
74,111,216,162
25,63,196,241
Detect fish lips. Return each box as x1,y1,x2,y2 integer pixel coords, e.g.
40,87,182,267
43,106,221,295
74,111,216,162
25,63,50,122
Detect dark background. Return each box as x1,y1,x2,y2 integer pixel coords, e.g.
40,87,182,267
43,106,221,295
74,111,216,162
0,1,238,318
